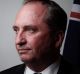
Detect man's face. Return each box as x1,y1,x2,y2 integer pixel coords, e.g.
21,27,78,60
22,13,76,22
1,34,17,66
13,2,56,63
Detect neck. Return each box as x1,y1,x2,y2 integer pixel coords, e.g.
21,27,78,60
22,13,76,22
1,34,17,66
26,54,60,72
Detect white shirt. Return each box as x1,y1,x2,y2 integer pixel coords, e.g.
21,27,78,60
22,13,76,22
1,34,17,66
24,60,60,74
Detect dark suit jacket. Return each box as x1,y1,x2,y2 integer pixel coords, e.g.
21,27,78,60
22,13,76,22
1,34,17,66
0,57,79,74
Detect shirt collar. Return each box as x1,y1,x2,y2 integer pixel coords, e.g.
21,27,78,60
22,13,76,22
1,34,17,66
24,66,34,74
24,60,60,74
41,60,60,74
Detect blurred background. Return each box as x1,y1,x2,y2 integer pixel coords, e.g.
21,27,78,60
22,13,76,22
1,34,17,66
0,0,73,71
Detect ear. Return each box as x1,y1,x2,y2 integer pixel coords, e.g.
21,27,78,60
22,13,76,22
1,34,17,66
55,31,64,49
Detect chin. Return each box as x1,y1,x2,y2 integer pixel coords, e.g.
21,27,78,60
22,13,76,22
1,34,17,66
20,54,34,63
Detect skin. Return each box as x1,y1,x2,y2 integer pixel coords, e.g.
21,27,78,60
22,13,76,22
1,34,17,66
13,2,64,72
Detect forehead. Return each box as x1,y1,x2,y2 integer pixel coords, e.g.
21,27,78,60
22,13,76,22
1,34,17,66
15,2,48,27
22,2,47,15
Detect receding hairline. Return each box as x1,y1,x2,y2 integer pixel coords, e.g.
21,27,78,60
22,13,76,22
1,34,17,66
23,0,50,5
22,0,67,33
22,1,50,23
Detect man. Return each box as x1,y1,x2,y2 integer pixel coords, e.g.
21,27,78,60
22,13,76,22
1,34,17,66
0,0,75,74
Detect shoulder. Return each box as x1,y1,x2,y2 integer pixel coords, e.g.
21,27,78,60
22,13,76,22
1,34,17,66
0,63,25,74
58,56,80,74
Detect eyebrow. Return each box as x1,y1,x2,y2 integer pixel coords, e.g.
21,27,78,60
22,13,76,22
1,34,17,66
12,24,38,30
12,25,20,32
12,25,18,29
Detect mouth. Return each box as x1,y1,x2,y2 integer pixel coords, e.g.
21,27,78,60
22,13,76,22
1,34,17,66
18,48,32,54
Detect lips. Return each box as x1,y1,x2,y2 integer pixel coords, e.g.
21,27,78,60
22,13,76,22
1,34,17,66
18,48,32,54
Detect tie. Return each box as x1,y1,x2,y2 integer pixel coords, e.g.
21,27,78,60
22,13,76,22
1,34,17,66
34,72,42,74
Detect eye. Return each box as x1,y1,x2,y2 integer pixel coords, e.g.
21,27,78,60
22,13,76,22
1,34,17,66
27,28,36,33
13,26,19,34
24,26,38,34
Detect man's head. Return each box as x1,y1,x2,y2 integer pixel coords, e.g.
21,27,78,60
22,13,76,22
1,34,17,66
13,0,67,63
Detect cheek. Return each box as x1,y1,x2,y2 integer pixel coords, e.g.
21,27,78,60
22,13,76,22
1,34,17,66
28,33,51,55
27,35,43,49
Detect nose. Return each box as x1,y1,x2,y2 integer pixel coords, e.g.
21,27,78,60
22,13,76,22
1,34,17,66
16,31,27,47
16,38,26,47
